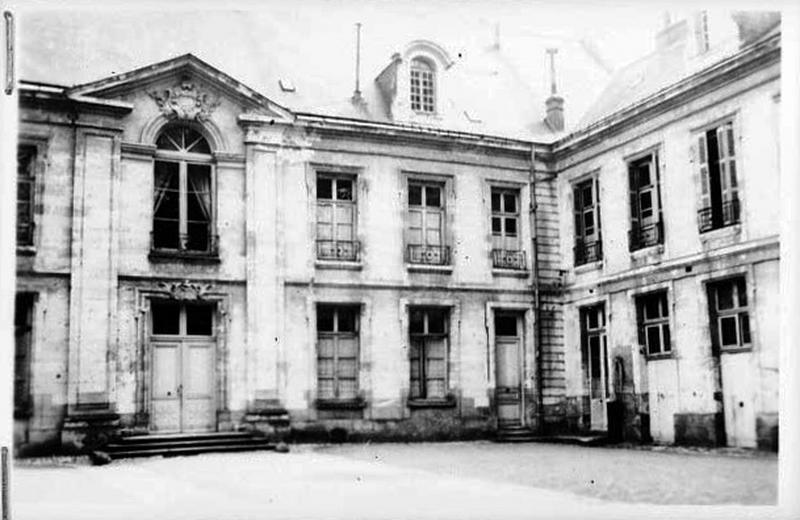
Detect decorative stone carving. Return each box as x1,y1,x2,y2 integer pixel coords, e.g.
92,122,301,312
157,280,216,301
149,79,221,121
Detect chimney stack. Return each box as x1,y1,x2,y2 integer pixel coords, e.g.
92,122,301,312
545,48,564,132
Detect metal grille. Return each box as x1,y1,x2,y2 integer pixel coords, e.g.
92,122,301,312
316,240,360,262
698,198,740,233
407,244,450,266
492,249,527,270
574,238,602,266
628,221,663,251
151,231,219,257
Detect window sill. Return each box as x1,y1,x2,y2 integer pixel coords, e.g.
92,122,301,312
644,352,674,361
149,250,221,264
699,222,741,236
16,246,36,256
630,243,664,257
407,396,457,409
315,398,367,410
406,264,453,274
574,260,602,274
719,346,753,355
492,268,530,278
315,260,363,271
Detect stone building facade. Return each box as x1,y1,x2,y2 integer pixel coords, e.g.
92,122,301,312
13,11,780,454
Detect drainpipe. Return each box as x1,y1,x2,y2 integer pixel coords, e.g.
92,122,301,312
530,145,544,433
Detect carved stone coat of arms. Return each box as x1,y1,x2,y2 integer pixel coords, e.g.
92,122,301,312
149,79,221,121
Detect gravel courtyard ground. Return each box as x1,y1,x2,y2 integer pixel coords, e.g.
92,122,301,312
11,441,778,520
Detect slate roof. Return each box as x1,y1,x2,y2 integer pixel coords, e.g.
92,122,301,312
18,8,612,142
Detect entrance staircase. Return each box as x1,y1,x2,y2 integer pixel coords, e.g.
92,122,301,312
495,422,608,445
104,431,277,460
495,421,538,443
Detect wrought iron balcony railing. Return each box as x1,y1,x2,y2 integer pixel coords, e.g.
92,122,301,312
150,231,220,259
628,221,664,252
492,249,527,270
316,239,360,262
407,244,450,266
698,198,740,233
574,237,602,266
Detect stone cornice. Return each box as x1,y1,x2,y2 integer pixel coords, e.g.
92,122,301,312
19,83,133,117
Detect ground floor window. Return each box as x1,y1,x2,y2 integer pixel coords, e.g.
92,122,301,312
14,293,34,418
409,307,449,400
707,277,751,350
316,305,360,401
636,291,671,356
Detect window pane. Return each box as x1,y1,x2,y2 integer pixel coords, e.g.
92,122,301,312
505,218,517,235
662,324,671,352
716,283,734,310
410,309,424,334
317,177,332,199
736,278,747,306
582,185,593,207
720,316,738,346
739,312,751,344
317,306,334,332
644,295,661,320
186,304,214,335
427,309,447,334
337,307,358,333
318,338,334,358
503,193,517,214
639,190,653,216
583,211,594,235
152,301,180,335
491,192,502,212
186,222,210,251
336,179,353,201
409,184,422,206
646,326,661,355
495,315,517,336
492,217,502,234
638,165,651,188
426,186,441,207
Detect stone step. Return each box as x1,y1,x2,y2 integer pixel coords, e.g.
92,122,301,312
115,431,255,444
107,437,271,452
108,442,276,459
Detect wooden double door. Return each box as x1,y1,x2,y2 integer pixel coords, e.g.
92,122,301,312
150,301,217,433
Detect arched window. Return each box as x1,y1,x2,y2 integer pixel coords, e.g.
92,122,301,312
410,58,436,114
152,125,216,256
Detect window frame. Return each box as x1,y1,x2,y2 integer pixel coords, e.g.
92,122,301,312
150,125,218,261
490,187,526,270
635,290,672,358
14,293,36,418
405,174,451,267
706,276,752,352
315,304,362,405
695,119,741,233
410,57,436,114
150,300,217,339
315,172,359,263
572,174,603,266
408,307,451,403
16,138,46,253
627,151,665,252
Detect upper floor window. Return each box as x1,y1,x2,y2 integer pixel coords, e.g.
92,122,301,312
17,145,36,247
707,277,751,351
628,153,664,251
697,121,740,233
407,180,449,265
152,125,217,259
636,291,671,357
410,58,436,114
317,305,360,403
573,177,602,266
491,187,526,270
316,173,358,262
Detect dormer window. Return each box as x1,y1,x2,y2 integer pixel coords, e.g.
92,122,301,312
410,58,435,114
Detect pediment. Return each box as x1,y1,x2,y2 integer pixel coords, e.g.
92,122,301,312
67,53,293,123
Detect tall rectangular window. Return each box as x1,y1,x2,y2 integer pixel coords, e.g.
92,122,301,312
491,188,526,270
317,305,360,401
580,304,608,402
696,121,740,232
410,58,436,113
573,177,602,265
409,308,449,400
407,180,449,265
14,294,34,418
707,277,751,351
316,174,358,261
636,291,671,356
17,145,36,247
628,153,664,251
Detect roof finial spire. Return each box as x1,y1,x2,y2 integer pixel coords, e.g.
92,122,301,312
546,47,559,95
352,22,363,101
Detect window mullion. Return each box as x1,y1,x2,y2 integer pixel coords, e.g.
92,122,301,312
179,161,188,239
